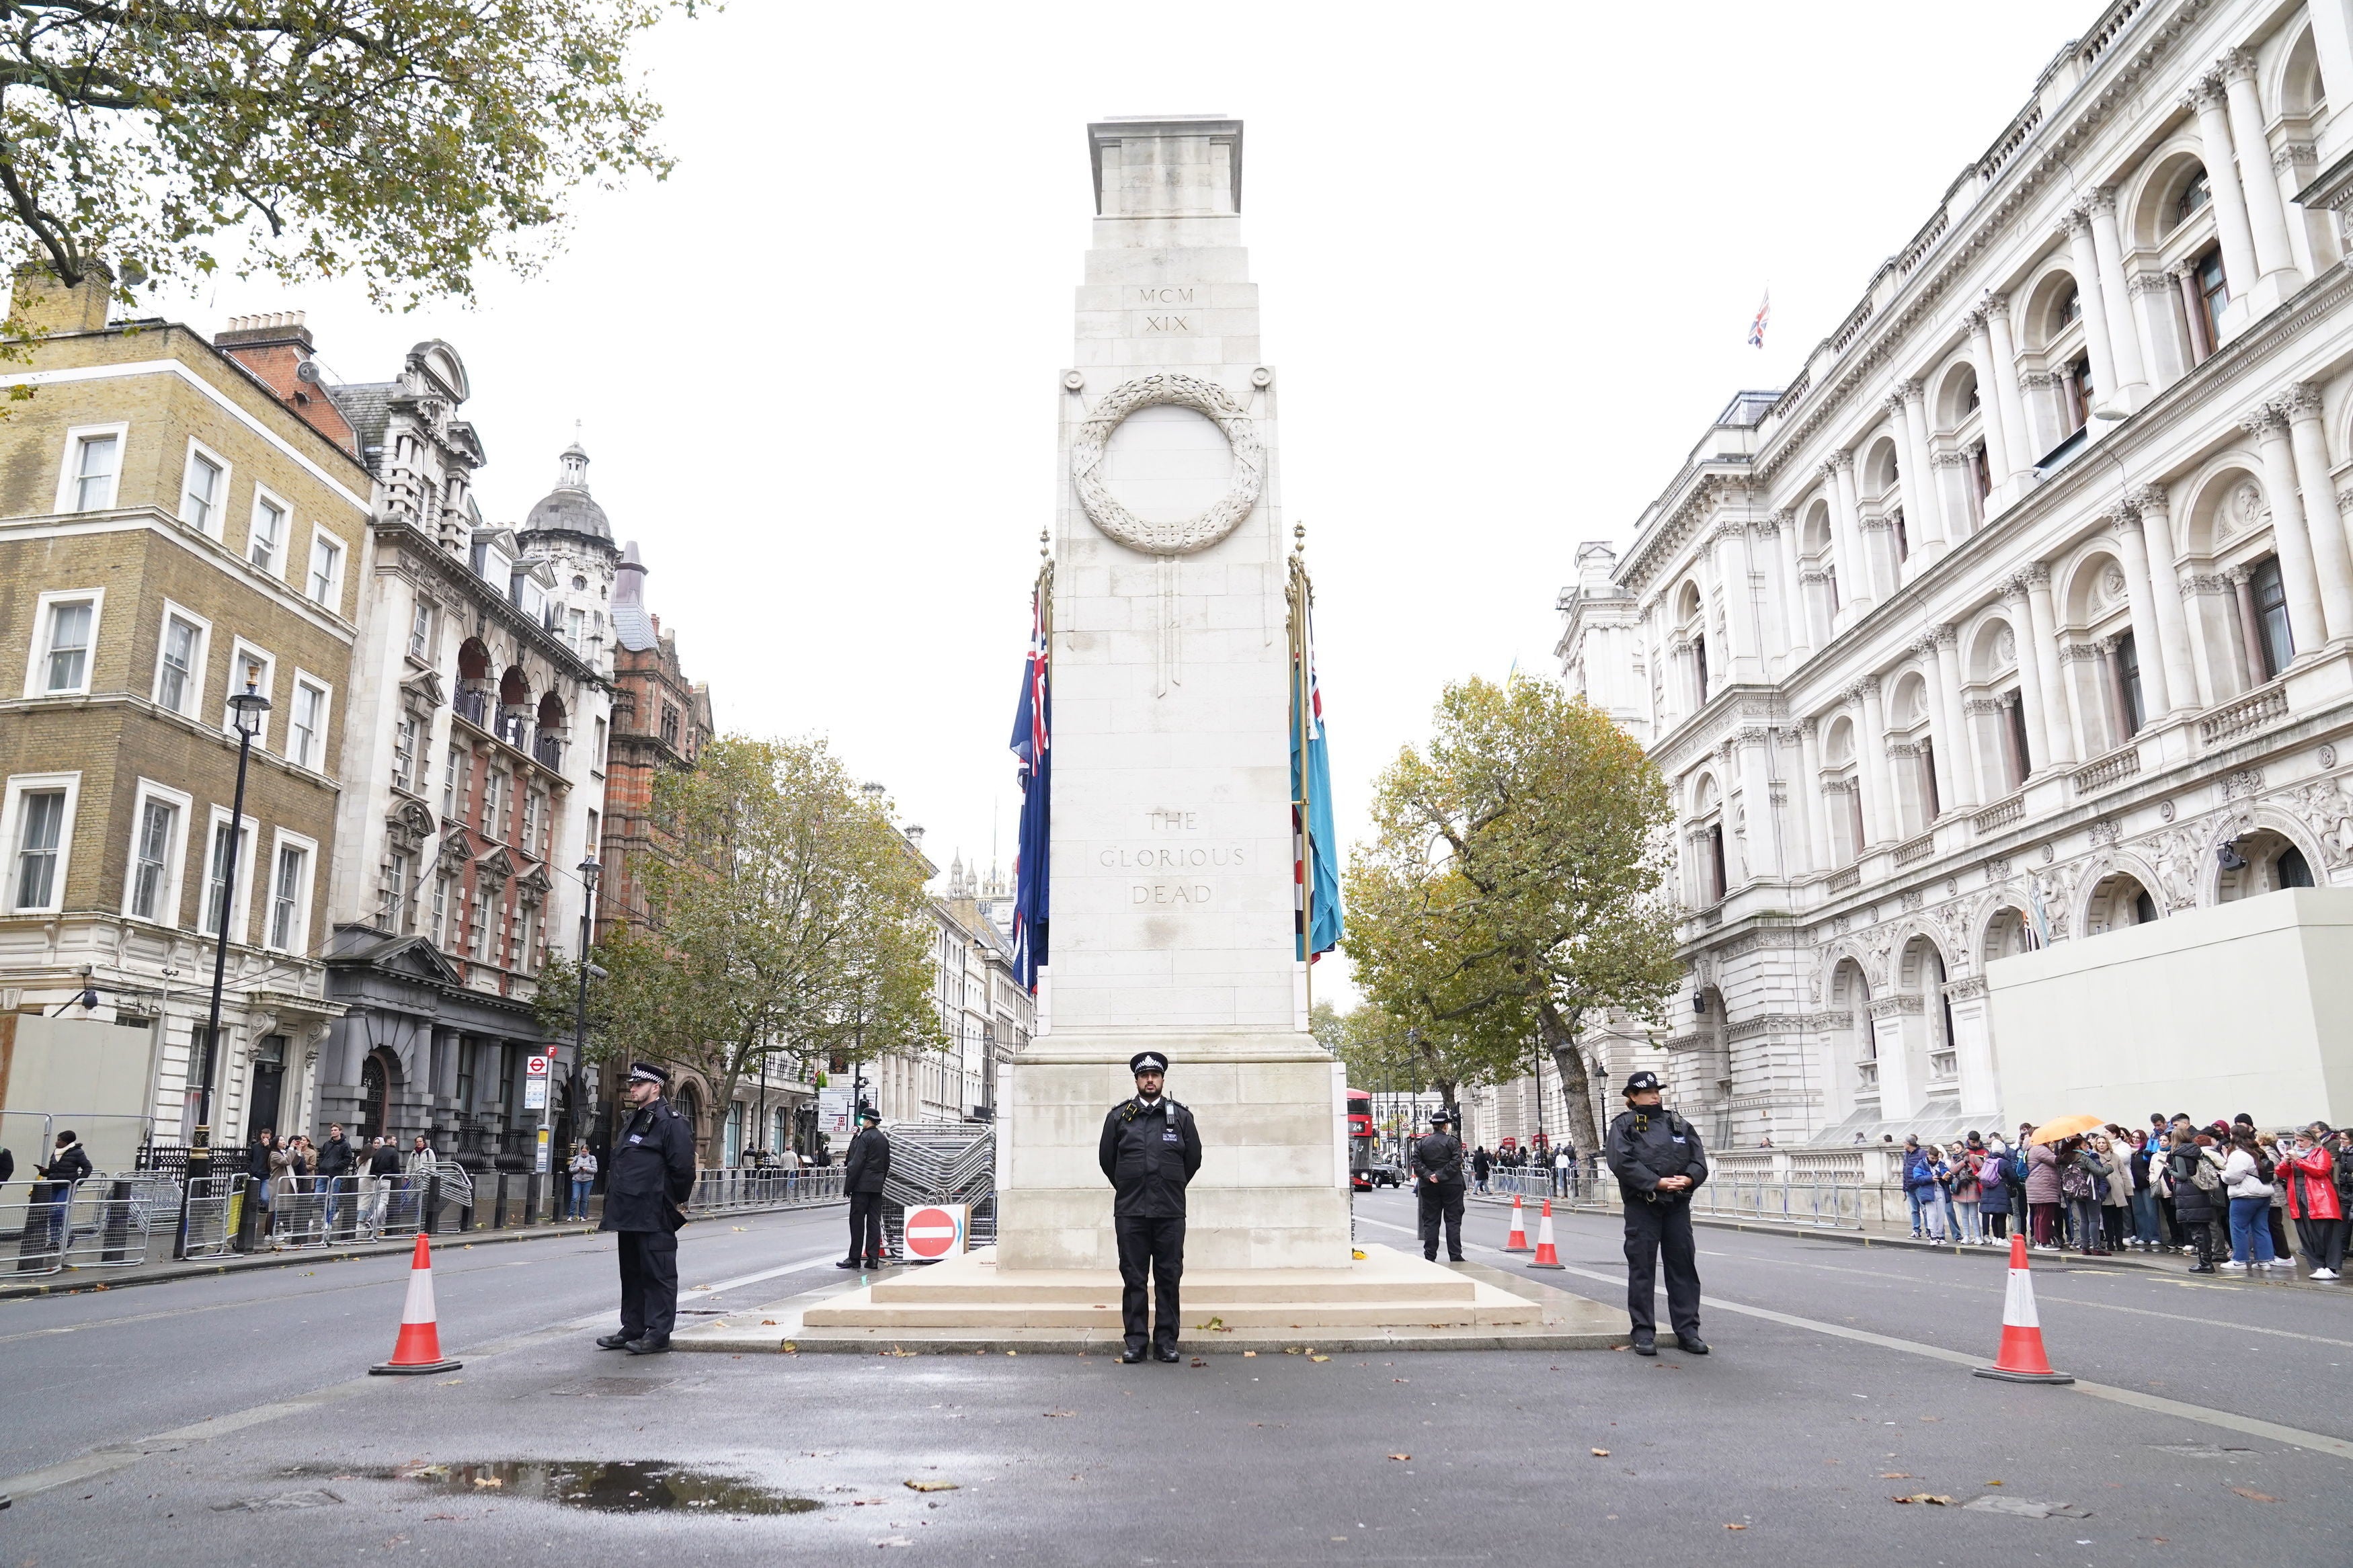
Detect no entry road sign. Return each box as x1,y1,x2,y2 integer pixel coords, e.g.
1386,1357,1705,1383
903,1204,968,1262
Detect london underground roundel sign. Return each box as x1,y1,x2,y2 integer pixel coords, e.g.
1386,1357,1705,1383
904,1204,966,1261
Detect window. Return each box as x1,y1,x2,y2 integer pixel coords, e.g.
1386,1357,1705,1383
2132,889,2159,925
2277,844,2315,889
593,717,608,770
268,840,309,951
153,609,206,715
36,595,97,694
2003,691,2032,788
456,1040,477,1110
2116,632,2145,738
63,429,122,511
203,819,239,937
1891,507,1909,564
286,678,327,770
566,608,586,652
1919,736,1942,821
407,600,435,662
520,790,539,856
392,713,420,791
1692,636,1710,708
2052,285,2080,329
443,747,465,819
249,492,288,575
2175,169,2211,226
383,850,410,931
517,902,540,974
307,532,344,606
180,448,226,534
129,796,179,920
2251,556,2292,681
431,873,453,948
2195,249,2228,351
467,884,491,960
586,808,600,862
1704,822,1727,903
12,788,67,911
2061,357,2093,438
660,705,680,749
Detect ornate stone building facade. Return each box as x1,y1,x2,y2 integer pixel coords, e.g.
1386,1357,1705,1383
1560,0,2353,1152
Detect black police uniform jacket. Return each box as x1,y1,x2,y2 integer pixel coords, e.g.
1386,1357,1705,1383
1099,1097,1203,1219
600,1097,697,1233
844,1126,892,1196
1411,1131,1466,1186
1605,1105,1710,1203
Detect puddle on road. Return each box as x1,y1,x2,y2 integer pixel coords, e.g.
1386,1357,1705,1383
283,1460,821,1515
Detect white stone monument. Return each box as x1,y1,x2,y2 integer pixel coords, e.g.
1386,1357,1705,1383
993,116,1351,1272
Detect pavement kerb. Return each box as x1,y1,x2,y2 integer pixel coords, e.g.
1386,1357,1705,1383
0,1200,850,1302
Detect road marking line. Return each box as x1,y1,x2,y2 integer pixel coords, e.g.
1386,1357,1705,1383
1353,1212,2353,1462
0,1243,844,1503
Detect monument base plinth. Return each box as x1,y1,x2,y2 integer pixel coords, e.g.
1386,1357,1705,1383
665,1245,1628,1354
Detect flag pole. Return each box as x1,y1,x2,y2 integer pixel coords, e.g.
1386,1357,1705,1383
1287,524,1313,1014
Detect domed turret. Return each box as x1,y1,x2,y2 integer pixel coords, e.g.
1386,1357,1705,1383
521,438,612,544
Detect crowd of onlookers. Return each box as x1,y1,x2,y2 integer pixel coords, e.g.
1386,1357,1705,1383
1897,1114,2351,1278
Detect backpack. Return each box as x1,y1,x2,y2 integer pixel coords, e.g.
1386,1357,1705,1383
2000,1149,2028,1188
2059,1162,2093,1202
2188,1151,2223,1193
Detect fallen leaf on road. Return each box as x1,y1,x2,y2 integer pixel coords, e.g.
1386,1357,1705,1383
1190,1357,1207,1367
760,1319,777,1326
1591,1449,1610,1458
1985,1479,2003,1485
1388,1453,1410,1462
1042,1411,1076,1418
424,1513,460,1522
1200,1315,1226,1331
1242,1350,1257,1358
1879,1472,1915,1479
1891,1493,1956,1506
780,1341,798,1354
731,1226,748,1231
471,1477,502,1489
1725,1523,1748,1530
873,1538,912,1549
2227,1486,2279,1503
903,1480,957,1493
1309,1354,1331,1363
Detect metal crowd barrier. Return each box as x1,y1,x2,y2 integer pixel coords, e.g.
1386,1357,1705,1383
1458,1171,1866,1231
65,1173,183,1268
686,1165,844,1216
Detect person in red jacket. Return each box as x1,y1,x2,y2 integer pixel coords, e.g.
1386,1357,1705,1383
2282,1128,2346,1279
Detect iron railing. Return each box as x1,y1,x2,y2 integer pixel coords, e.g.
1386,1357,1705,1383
686,1165,844,1216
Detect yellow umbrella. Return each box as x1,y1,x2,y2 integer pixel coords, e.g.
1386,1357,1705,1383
2027,1114,2108,1145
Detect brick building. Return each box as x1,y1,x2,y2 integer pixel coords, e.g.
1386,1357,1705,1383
0,267,366,1154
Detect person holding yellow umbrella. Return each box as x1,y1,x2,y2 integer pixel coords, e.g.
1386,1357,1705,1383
2023,1116,2105,1250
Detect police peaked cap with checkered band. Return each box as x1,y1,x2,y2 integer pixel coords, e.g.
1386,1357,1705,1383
1623,1070,1663,1098
1129,1052,1169,1075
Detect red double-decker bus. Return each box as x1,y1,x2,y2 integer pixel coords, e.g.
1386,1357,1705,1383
1345,1087,1375,1190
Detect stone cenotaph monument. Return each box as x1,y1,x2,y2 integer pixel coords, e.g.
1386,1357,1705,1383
995,114,1349,1272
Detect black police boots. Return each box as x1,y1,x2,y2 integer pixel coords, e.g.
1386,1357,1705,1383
1631,1331,1657,1356
1153,1348,1181,1363
594,1333,632,1350
1676,1334,1710,1355
624,1335,671,1355
1119,1348,1146,1364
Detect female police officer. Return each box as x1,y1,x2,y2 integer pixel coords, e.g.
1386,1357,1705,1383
1603,1069,1710,1356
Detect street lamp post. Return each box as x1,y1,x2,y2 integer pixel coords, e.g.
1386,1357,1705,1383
559,858,600,1222
178,675,270,1258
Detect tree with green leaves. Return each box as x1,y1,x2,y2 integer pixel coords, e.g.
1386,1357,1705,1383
0,0,696,313
1343,675,1683,1154
546,735,943,1165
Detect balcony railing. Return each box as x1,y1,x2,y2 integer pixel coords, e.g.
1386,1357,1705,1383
2199,683,2288,747
1928,1051,1958,1083
454,689,490,728
2071,745,2141,796
1892,832,1936,867
1972,793,2024,834
1828,866,1861,893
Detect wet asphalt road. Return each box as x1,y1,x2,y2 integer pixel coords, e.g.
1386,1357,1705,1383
1,1190,2346,1565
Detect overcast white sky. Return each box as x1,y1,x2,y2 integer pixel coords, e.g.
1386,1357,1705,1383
187,0,2087,992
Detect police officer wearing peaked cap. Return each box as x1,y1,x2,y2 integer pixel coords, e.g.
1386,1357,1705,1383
1099,1051,1202,1364
1603,1070,1710,1357
1412,1110,1468,1262
838,1106,891,1270
597,1062,697,1355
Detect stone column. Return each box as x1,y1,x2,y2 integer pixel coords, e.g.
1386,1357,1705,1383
2247,401,2336,654
2127,485,2198,716
1855,677,1895,845
2023,563,2076,766
2230,568,2270,682
2285,383,2353,644
2106,506,2173,720
1826,453,1870,616
1715,521,1759,677
1797,717,1830,872
2173,259,2215,363
2085,189,2149,403
2219,50,2302,286
1736,727,1780,879
2185,73,2264,308
2001,576,2052,774
2133,267,2193,384
1894,381,1946,552
1963,308,2015,483
1928,624,1975,808
2060,207,2120,405
1771,509,1809,663
1980,294,2035,481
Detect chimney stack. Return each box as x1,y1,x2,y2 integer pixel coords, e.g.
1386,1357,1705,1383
11,257,112,335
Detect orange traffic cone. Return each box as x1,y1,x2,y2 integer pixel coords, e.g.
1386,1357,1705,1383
370,1233,463,1376
1528,1198,1564,1269
1971,1234,2071,1384
1503,1193,1532,1253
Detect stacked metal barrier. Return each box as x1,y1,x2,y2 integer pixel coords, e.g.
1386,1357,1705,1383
879,1121,996,1257
685,1165,844,1216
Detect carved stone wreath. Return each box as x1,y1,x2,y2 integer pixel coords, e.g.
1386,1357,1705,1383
1071,372,1264,554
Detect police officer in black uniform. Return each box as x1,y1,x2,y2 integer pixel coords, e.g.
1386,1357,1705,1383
597,1062,697,1355
837,1106,891,1270
1099,1051,1202,1364
1603,1069,1710,1357
1412,1109,1468,1262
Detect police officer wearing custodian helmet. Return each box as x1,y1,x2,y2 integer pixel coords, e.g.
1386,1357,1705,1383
1412,1109,1467,1262
597,1062,697,1355
1099,1051,1202,1364
1603,1069,1710,1356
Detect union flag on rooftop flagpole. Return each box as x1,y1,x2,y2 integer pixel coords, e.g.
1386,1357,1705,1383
1008,576,1051,991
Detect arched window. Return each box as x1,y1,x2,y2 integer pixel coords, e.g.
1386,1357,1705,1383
2278,844,2315,888
2052,284,2081,331
2174,169,2211,226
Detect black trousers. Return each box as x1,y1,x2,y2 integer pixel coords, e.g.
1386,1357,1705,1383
847,1191,885,1263
1622,1197,1701,1339
2296,1215,2347,1272
616,1229,679,1343
1417,1180,1465,1260
1114,1213,1185,1354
